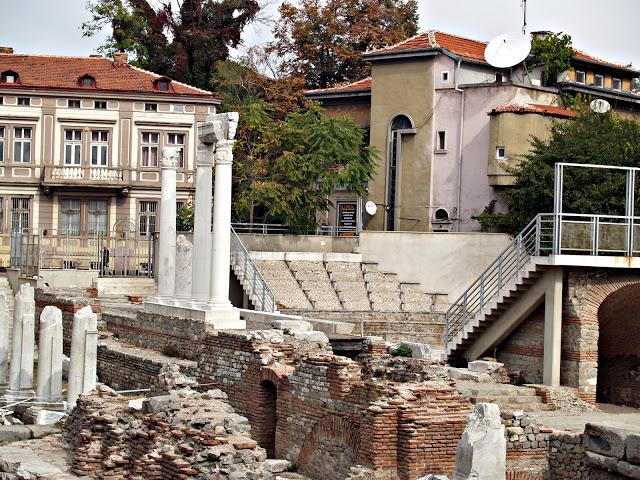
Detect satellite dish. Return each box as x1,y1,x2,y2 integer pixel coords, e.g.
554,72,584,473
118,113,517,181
365,201,378,216
590,99,611,114
484,32,532,68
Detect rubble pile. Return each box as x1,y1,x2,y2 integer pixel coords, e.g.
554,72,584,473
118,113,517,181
65,385,274,479
359,354,449,383
542,386,598,413
152,363,198,394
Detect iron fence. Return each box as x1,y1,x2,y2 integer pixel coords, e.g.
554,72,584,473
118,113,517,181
231,222,359,237
10,229,154,278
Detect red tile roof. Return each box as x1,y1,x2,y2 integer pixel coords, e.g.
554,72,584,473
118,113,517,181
305,77,372,95
573,50,638,73
489,102,576,118
0,53,216,98
365,30,488,63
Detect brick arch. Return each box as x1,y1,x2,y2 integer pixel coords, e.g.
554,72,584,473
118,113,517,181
564,272,640,398
297,415,362,480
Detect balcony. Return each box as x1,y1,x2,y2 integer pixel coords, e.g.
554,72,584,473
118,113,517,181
42,166,131,193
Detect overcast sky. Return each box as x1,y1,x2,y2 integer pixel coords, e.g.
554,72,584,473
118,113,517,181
1,0,639,68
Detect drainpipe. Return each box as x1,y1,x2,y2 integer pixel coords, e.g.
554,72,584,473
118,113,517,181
455,59,465,232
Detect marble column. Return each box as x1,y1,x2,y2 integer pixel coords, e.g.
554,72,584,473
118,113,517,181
190,125,215,306
0,294,10,391
174,234,193,305
5,284,35,401
208,128,240,324
36,306,63,405
155,147,179,303
67,305,98,408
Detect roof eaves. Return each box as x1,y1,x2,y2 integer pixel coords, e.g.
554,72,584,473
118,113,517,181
557,82,640,103
305,88,371,100
362,48,442,62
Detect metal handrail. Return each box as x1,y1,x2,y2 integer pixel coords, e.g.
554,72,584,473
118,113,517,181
230,226,277,312
445,211,640,350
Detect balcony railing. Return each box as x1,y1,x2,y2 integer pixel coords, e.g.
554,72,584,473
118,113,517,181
43,166,129,185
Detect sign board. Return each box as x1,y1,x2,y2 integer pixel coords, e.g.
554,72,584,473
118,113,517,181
337,202,357,237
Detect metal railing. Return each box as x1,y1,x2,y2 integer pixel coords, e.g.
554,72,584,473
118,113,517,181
230,226,277,312
10,229,154,278
445,212,640,348
231,222,359,237
44,166,128,184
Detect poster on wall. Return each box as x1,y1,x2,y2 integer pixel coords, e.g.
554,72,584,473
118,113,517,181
337,202,357,236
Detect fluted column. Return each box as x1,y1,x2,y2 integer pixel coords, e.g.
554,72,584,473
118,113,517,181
190,134,215,306
155,147,179,303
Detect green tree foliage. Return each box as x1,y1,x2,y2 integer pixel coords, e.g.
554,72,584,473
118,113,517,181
233,103,376,233
268,0,419,89
82,0,260,90
476,105,640,235
530,33,575,85
176,203,195,231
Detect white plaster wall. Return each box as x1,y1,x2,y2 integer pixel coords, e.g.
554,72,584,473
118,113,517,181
358,230,512,301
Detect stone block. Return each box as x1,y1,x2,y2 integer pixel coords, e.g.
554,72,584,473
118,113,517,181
446,367,492,383
0,425,31,442
584,423,629,460
292,331,329,344
626,433,640,464
0,446,63,476
585,451,618,470
468,360,504,374
272,319,312,332
27,425,60,438
266,459,290,473
400,342,444,361
617,461,640,480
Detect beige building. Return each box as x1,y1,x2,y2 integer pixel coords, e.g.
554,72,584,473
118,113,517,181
0,49,218,269
307,31,640,233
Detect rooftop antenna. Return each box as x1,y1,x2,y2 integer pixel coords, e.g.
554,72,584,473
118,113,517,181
521,0,527,35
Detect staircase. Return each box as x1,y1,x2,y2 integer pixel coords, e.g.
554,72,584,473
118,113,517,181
230,227,277,312
445,215,554,359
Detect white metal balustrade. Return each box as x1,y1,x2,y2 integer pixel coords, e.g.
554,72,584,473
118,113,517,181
230,226,277,312
445,212,640,351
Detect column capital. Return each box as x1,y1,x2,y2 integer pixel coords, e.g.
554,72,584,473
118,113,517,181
161,147,180,169
214,140,236,165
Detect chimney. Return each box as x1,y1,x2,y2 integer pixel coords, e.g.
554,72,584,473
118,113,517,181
0,47,14,55
113,51,129,66
532,31,553,41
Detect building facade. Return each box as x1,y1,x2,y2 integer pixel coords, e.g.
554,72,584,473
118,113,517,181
0,49,218,269
307,31,640,233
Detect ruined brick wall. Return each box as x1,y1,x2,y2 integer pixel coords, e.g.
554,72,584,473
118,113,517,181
547,432,587,479
102,310,207,360
496,306,545,383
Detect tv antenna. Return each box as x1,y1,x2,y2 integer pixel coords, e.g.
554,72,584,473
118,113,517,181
521,0,527,35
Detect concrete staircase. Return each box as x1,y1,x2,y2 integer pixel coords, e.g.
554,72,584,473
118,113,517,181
456,381,549,412
445,261,548,358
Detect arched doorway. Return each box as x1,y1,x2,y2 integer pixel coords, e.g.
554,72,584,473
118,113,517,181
386,114,415,231
256,380,277,457
597,284,640,407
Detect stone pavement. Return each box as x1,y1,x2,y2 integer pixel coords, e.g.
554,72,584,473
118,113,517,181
531,403,640,432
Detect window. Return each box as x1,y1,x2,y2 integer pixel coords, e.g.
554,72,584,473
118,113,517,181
2,71,17,83
0,199,3,233
87,199,108,235
0,97,3,105
176,201,185,212
496,146,506,159
11,197,29,233
495,73,504,83
144,103,158,112
576,71,586,84
13,127,31,163
166,133,185,168
156,79,170,91
79,75,95,87
594,74,604,87
386,114,415,231
0,127,4,162
139,201,157,236
94,101,107,110
17,97,30,106
90,130,108,166
434,208,450,222
612,78,622,90
441,71,450,83
68,100,81,109
60,199,81,235
64,129,83,165
172,104,185,113
436,131,446,151
141,132,159,167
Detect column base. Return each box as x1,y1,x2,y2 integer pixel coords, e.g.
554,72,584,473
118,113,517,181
2,389,36,405
144,301,245,330
23,405,67,425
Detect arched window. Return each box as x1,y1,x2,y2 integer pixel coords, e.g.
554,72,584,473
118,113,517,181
1,70,18,83
386,114,415,231
78,75,96,88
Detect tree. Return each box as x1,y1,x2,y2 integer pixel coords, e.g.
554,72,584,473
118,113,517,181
475,105,640,234
529,32,575,86
177,203,195,231
82,0,260,90
233,103,376,233
268,0,419,89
